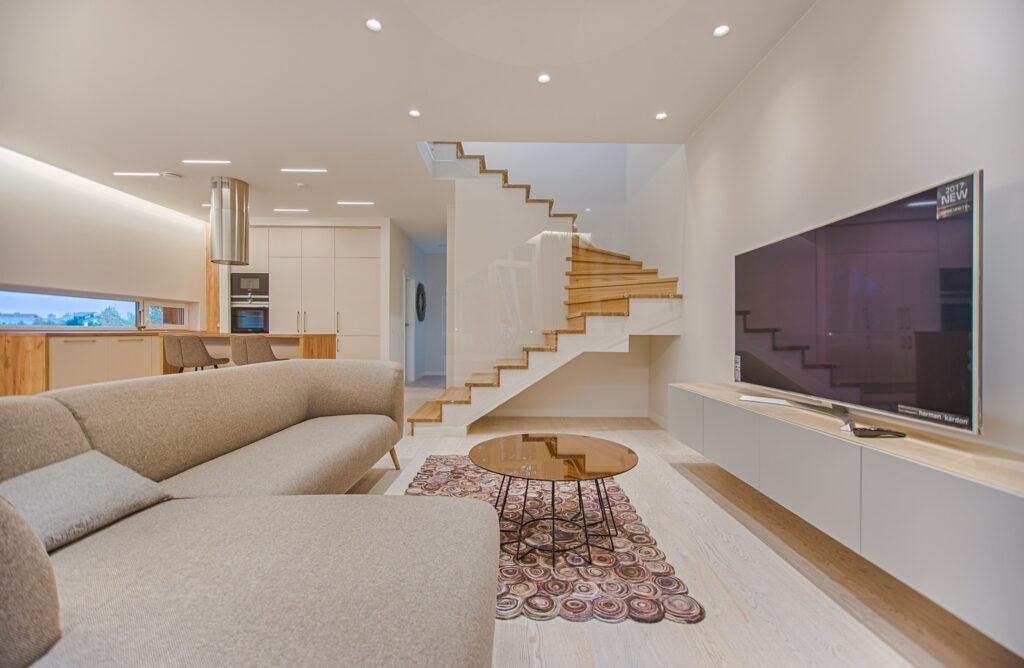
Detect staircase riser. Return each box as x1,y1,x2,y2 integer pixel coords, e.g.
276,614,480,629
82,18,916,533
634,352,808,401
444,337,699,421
567,273,663,287
567,264,649,275
566,284,678,303
573,248,635,263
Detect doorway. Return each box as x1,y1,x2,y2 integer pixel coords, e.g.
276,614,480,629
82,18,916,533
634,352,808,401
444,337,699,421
403,273,416,383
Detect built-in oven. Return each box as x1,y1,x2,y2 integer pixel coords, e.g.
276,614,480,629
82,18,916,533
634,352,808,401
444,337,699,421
230,272,270,333
231,304,269,333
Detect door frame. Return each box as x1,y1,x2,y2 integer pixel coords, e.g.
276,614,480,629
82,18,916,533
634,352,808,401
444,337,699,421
403,272,416,383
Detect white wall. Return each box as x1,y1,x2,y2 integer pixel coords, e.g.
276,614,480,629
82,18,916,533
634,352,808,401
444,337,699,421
463,142,628,250
388,224,426,376
0,146,205,308
675,0,1024,453
626,144,686,282
423,252,446,377
490,338,650,417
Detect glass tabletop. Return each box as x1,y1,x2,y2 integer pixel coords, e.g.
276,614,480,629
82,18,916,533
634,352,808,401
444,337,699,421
468,433,638,481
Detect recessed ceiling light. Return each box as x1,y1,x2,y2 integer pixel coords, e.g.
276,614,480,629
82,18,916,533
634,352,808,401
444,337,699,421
337,201,375,206
585,207,591,212
537,73,551,84
280,167,327,173
113,172,160,176
273,208,309,213
181,159,231,164
713,25,731,38
655,112,668,121
365,18,382,32
408,109,421,118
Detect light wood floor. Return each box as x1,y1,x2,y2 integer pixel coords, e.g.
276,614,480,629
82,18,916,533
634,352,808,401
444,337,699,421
357,417,1019,667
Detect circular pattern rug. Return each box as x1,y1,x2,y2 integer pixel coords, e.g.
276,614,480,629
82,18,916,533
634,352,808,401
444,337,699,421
405,454,705,624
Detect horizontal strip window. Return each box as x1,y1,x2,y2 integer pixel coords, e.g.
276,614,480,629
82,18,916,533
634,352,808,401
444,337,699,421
0,289,138,329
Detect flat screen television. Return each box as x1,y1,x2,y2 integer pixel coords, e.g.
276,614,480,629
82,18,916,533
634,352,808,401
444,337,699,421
734,172,982,432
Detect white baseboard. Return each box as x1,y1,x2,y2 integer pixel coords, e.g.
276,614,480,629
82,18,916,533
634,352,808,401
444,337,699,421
648,410,667,428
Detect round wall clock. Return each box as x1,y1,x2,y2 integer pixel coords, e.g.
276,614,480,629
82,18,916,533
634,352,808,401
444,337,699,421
416,283,426,322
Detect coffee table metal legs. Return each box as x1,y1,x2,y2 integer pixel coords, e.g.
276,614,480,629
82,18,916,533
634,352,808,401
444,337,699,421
492,475,617,566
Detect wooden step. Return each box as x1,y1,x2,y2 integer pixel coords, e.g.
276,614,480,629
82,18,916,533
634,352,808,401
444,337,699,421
495,358,528,370
571,247,638,264
408,400,443,424
466,372,499,387
573,245,632,260
567,315,585,329
543,328,585,336
544,332,558,348
566,270,661,287
567,263,651,275
522,344,556,353
565,278,678,303
439,386,471,404
567,298,630,318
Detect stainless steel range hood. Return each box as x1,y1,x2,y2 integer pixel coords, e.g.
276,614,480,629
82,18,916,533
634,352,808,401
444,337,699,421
210,176,250,265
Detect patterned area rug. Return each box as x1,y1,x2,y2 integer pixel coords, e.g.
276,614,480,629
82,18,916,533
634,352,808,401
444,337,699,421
405,455,705,624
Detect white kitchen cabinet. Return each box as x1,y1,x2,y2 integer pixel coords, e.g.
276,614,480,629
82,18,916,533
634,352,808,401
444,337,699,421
246,227,270,273
269,257,302,333
49,337,109,389
335,227,381,258
336,335,379,360
107,336,155,381
268,227,302,257
334,258,380,336
300,257,335,333
301,227,335,258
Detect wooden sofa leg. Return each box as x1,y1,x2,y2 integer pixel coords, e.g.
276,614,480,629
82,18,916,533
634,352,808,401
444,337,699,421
389,447,400,470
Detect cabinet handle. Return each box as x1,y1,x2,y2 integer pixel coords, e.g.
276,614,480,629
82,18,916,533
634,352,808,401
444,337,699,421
336,311,339,334
296,311,300,332
303,311,307,332
117,338,144,343
63,339,97,343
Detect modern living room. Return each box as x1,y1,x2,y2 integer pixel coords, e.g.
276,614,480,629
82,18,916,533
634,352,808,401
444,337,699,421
1,1,1022,667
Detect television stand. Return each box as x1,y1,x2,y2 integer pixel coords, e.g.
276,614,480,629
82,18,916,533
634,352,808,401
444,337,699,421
738,394,905,438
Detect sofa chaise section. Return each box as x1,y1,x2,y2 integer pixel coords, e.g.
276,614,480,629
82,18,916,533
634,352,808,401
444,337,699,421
37,496,497,668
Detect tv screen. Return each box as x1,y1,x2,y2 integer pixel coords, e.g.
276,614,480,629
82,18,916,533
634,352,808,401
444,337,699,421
734,173,981,432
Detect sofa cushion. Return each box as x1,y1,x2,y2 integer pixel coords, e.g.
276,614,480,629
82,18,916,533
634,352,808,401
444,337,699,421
45,363,310,481
0,451,170,551
0,396,91,482
0,498,61,668
303,359,405,426
160,415,399,497
40,496,498,668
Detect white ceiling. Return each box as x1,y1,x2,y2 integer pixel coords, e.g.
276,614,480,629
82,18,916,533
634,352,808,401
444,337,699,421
0,0,814,250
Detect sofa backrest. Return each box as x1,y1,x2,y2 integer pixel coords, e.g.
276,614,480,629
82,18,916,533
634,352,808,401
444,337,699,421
0,397,92,483
45,362,309,481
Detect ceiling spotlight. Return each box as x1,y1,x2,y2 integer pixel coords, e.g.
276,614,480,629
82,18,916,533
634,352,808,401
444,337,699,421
655,112,668,121
280,168,327,173
408,109,421,118
585,208,591,212
537,73,551,84
365,18,382,32
181,159,231,164
273,208,309,213
337,201,375,206
113,172,160,176
713,25,731,38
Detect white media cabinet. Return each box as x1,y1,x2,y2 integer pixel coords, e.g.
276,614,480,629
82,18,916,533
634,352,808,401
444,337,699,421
668,383,1024,657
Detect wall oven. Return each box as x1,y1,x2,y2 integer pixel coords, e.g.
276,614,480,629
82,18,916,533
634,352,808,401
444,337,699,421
230,272,270,333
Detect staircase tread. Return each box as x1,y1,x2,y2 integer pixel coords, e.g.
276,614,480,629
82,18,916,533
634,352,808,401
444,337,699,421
567,257,642,265
565,293,681,305
408,400,443,423
774,344,811,351
575,245,633,260
736,309,752,315
522,345,556,352
439,387,471,403
566,277,677,290
627,293,683,299
466,372,499,387
495,358,529,369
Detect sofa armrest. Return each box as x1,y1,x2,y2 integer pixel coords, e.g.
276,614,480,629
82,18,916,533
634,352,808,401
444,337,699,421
300,360,404,427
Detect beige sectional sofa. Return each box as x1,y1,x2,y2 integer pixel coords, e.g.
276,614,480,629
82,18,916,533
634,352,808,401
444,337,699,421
0,359,498,667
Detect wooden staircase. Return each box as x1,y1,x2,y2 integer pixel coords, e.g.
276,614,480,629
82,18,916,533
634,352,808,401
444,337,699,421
408,227,682,434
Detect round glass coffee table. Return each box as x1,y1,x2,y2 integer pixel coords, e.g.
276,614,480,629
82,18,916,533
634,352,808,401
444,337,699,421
468,433,638,565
